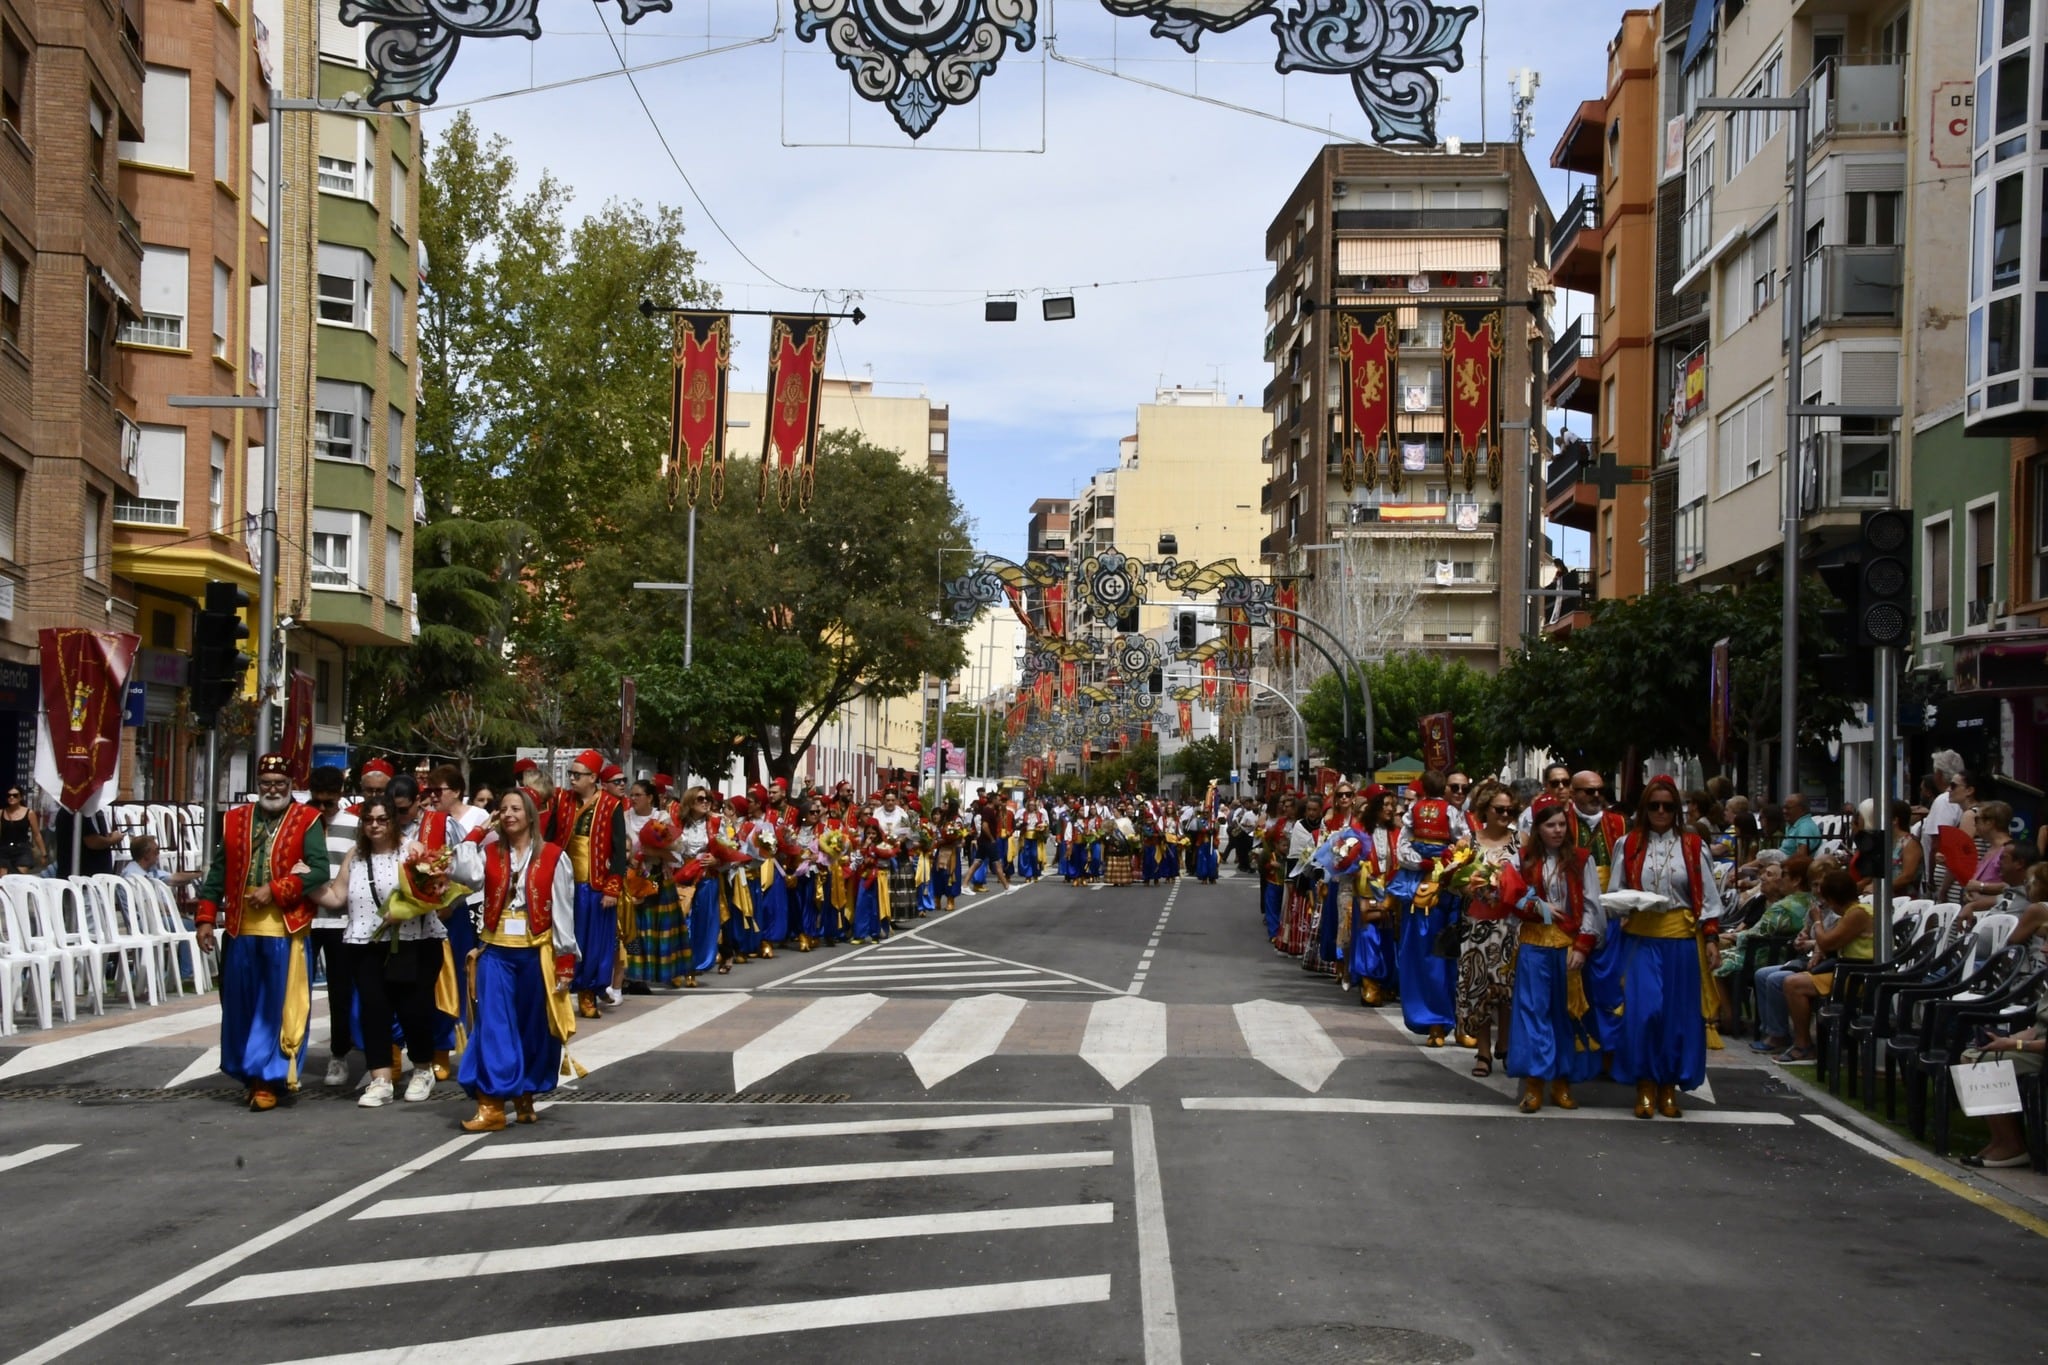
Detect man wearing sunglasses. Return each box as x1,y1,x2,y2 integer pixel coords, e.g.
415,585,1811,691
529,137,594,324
1569,770,1631,1057
563,749,629,1020
1517,765,1573,837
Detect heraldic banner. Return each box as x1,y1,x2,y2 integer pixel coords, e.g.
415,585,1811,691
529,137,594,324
1444,307,1502,491
36,628,140,815
667,312,731,508
1419,711,1457,774
763,315,830,511
1334,308,1396,492
282,669,316,785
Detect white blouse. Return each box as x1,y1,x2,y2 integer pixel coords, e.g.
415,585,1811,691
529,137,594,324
341,848,446,945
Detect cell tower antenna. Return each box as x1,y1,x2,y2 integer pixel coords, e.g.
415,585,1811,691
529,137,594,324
1509,69,1541,145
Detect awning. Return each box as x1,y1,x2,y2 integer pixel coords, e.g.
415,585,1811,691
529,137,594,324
1339,238,1502,276
1955,630,2048,694
1680,0,1719,72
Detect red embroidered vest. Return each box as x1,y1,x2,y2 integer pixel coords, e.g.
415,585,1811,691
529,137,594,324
200,802,325,935
481,840,566,936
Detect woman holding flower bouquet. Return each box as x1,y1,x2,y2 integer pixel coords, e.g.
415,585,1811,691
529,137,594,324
1454,781,1521,1077
623,780,685,991
673,787,727,986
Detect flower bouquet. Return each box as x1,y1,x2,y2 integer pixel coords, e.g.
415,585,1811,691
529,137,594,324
387,845,464,923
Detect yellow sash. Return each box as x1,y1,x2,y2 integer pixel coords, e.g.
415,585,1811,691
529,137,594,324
1623,908,1723,1050
566,830,593,886
280,932,310,1087
876,868,893,924
915,853,932,886
756,859,776,891
434,939,466,1059
537,939,585,1077
728,871,757,929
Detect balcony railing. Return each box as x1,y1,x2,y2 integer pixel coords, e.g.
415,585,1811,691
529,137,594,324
1549,186,1600,268
1967,599,1993,627
1545,437,1591,502
1547,316,1595,387
1334,208,1508,232
1800,430,1894,512
1809,57,1905,144
1802,244,1903,329
1924,606,1950,635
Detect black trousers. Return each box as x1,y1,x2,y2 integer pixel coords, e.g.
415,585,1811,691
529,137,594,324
1230,831,1254,870
350,939,439,1067
311,927,356,1056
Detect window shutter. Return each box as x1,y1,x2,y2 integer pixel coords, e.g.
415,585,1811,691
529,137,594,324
135,424,185,504
139,247,189,319
1839,350,1899,405
0,250,17,302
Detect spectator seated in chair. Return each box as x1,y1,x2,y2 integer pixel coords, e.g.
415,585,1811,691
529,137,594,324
1769,868,1873,1064
1714,853,1810,1035
1958,984,2048,1168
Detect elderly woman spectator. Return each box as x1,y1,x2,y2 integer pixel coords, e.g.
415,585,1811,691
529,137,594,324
1958,977,2048,1168
1685,791,1723,844
1718,854,1811,1037
1961,800,2018,917
1772,868,1874,1064
1885,800,1924,899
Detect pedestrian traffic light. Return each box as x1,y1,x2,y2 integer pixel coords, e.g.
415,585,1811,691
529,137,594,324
1855,509,1912,649
191,579,251,727
1177,612,1197,649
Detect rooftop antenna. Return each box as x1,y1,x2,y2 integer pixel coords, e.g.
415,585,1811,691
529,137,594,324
1510,68,1541,145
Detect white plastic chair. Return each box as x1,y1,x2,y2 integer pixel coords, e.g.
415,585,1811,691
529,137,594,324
132,875,206,996
0,885,67,1030
93,875,169,1007
74,876,158,1008
2,877,102,1018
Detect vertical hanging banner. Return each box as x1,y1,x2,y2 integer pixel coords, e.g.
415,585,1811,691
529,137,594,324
1200,656,1218,704
1444,308,1501,492
1709,638,1733,765
667,312,732,509
1226,604,1252,666
1060,659,1078,703
281,670,316,785
1177,700,1193,739
1275,580,1299,664
1042,578,1067,638
762,315,830,511
1335,309,1396,492
35,628,140,815
1419,711,1457,773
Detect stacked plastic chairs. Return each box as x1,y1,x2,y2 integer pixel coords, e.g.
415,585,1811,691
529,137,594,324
0,872,213,1034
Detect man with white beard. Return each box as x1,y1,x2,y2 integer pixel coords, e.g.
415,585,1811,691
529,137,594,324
193,754,332,1111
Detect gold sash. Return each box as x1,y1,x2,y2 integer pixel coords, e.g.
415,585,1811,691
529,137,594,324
434,939,466,1059
876,867,893,924
1518,921,1594,1026
280,933,310,1087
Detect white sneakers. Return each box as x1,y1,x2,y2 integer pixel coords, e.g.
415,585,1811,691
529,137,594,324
403,1067,436,1103
358,1076,394,1108
322,1056,349,1087
358,1068,434,1107
599,986,624,1008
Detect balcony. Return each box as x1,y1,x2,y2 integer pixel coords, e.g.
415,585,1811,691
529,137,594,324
1967,599,1994,628
1259,532,1279,562
1924,606,1950,636
1545,317,1598,413
1543,437,1599,532
1801,245,1903,331
1550,97,1608,177
1549,186,1602,294
1263,327,1278,362
1808,57,1905,149
1800,430,1893,518
1260,475,1287,512
1332,208,1509,232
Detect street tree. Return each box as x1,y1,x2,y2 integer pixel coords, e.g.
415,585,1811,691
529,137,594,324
1302,651,1505,776
1171,735,1235,790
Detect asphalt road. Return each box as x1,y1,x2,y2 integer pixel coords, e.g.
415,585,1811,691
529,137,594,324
2,870,2044,1364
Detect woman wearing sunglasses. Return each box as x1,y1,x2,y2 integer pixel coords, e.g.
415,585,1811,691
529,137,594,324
0,784,46,874
1456,781,1521,1077
1609,774,1725,1118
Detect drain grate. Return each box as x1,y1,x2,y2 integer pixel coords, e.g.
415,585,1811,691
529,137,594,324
0,1083,849,1106
1238,1325,1476,1365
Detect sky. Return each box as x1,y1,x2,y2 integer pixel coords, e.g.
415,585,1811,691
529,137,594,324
420,0,1630,561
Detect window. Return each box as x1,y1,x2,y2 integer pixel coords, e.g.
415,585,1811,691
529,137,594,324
389,157,408,233
386,404,403,482
118,66,188,171
249,118,269,221
1968,499,1999,616
211,261,229,359
1601,507,1615,571
0,462,20,562
311,509,363,589
83,489,104,578
384,527,402,601
387,279,404,355
318,0,365,65
314,381,370,462
213,86,231,183
123,246,188,349
1925,515,1953,634
1427,188,1486,209
1681,135,1715,267
87,92,108,180
1724,50,1784,179
115,424,185,526
1681,46,1717,120
209,435,226,532
316,115,372,198
85,278,112,380
1450,560,1477,582
1605,249,1618,305
316,244,371,327
929,430,947,454
1723,223,1777,335
1,26,26,132
1848,190,1903,246
1716,385,1775,491
0,242,21,348
2033,458,2048,601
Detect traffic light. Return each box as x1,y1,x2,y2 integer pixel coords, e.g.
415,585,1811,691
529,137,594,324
1814,550,1864,674
1148,668,1163,695
1177,612,1197,649
190,579,251,727
1855,508,1912,648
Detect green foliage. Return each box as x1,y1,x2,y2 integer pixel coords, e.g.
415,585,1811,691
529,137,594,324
940,701,1007,780
1487,578,1859,774
1085,736,1160,796
1301,651,1505,777
1171,735,1235,789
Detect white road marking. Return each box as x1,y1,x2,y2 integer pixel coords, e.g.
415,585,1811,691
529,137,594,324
354,1149,1116,1220
731,993,886,1091
805,970,1044,987
1685,1076,1718,1104
195,1204,1116,1305
163,1047,222,1089
465,1104,1115,1161
904,994,1029,1088
827,963,1043,977
1232,1000,1344,1093
572,993,748,1077
755,880,1030,990
1182,1096,1797,1124
0,1143,78,1175
0,1003,222,1081
261,1276,1114,1364
1804,1112,1903,1160
1080,996,1170,1089
1128,1106,1183,1365
1126,885,1178,996
0,1133,484,1365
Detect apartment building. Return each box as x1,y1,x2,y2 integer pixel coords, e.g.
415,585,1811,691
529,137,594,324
261,0,419,763
1025,496,1070,560
0,0,146,786
726,374,951,479
1544,10,1663,626
1261,145,1550,669
113,0,270,800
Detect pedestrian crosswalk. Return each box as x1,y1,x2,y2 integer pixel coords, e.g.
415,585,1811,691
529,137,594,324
768,935,1122,996
163,1104,1138,1363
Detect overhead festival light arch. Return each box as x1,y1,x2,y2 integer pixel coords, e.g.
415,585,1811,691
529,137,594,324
339,0,1477,145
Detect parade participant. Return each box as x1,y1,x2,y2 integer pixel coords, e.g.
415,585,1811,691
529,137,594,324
852,819,897,943
1343,787,1402,1004
1312,786,1354,975
932,800,965,912
1500,796,1605,1113
818,799,854,945
307,765,359,1087
1259,796,1294,947
1280,794,1322,958
382,774,461,1078
743,797,791,955
1455,781,1521,1077
672,787,726,986
1445,771,1475,832
1189,791,1219,884
1140,799,1165,887
1568,770,1631,1054
354,757,394,810
722,796,765,961
623,779,685,990
1608,774,1724,1118
1017,797,1047,881
1395,770,1464,1045
448,788,578,1130
561,751,628,1018
428,764,489,1072
193,754,331,1111
788,802,825,949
